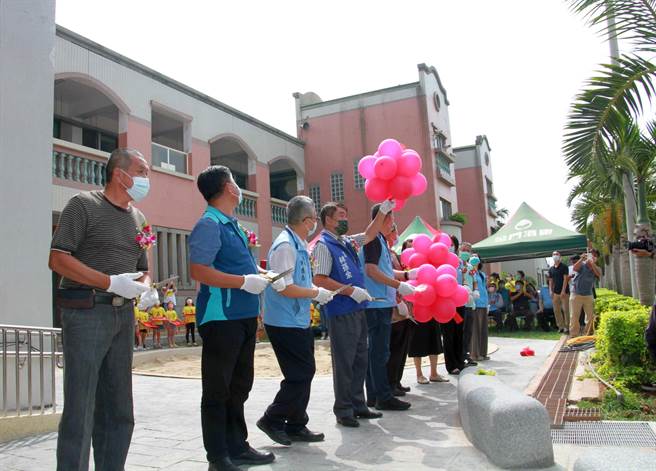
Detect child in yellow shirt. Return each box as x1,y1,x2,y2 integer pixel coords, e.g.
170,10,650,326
135,306,150,350
149,302,166,349
164,302,179,348
182,297,197,346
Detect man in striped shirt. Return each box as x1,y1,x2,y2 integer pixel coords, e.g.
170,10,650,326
49,148,152,471
311,200,392,427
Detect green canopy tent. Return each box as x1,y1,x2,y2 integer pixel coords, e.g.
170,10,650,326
472,202,587,262
392,216,440,254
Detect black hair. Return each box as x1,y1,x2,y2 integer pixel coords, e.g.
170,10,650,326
402,239,414,251
320,202,347,226
518,270,525,278
197,165,233,202
590,249,600,257
185,297,195,306
371,203,384,220
450,235,460,253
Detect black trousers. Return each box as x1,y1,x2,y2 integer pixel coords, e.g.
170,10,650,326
263,324,316,433
461,307,475,360
199,318,257,463
185,322,196,343
387,319,412,388
442,313,465,373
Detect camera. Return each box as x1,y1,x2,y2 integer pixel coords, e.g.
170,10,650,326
625,236,656,253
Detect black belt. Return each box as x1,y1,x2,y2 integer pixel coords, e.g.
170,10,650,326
94,292,127,306
57,289,127,308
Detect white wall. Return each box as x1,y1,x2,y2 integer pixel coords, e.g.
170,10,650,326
0,0,56,326
500,258,550,287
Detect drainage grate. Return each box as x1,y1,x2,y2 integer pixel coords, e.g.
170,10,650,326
552,422,656,446
563,407,602,422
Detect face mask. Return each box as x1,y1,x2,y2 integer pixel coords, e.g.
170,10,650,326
553,255,561,263
229,183,243,205
459,251,471,262
336,219,349,236
488,287,496,293
307,219,318,237
121,170,150,202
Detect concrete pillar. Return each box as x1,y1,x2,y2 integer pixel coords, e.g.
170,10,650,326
0,0,56,326
254,163,273,253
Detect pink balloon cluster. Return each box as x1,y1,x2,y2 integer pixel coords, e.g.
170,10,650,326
358,138,427,211
399,232,468,323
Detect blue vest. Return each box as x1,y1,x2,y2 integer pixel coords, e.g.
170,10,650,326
360,234,396,309
540,286,553,309
263,227,312,328
319,231,366,317
475,271,488,308
195,206,259,325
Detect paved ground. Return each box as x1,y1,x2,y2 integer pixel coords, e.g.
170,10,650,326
0,336,604,470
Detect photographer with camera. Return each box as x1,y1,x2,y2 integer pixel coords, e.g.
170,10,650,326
569,249,601,337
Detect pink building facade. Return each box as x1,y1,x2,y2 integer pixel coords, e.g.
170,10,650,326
294,64,462,238
454,135,498,244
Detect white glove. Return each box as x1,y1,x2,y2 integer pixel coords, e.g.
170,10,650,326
398,281,416,296
138,287,159,310
241,274,269,295
380,199,395,215
397,301,409,318
350,286,373,303
407,268,419,280
313,287,334,305
108,272,150,299
472,290,481,300
266,271,287,292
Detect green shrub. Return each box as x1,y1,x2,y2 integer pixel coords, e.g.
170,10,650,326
593,290,654,387
449,212,467,224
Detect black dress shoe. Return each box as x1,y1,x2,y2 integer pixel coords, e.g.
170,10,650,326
398,384,411,392
366,398,376,408
448,368,461,375
256,417,292,446
286,426,325,442
336,416,360,427
230,446,275,466
464,358,478,367
392,386,406,397
355,409,383,419
375,397,411,411
208,457,240,471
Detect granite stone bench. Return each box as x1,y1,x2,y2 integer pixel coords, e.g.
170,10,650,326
574,448,656,471
458,371,554,469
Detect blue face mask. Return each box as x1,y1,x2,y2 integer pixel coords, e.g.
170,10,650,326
122,171,150,202
229,183,243,205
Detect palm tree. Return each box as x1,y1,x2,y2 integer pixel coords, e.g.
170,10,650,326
565,0,656,304
491,207,510,234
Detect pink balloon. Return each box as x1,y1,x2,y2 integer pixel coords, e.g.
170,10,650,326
452,285,469,306
412,234,432,254
364,178,390,203
432,297,456,318
397,151,422,177
358,155,377,179
378,138,403,160
446,252,460,268
373,156,398,181
439,233,452,247
373,151,380,158
390,175,413,200
393,199,406,212
408,252,428,269
414,283,437,306
413,304,433,323
436,264,458,279
411,173,428,196
416,264,438,284
433,307,456,323
400,248,415,267
428,242,449,266
435,274,458,297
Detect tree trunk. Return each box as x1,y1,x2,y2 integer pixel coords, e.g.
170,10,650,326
612,244,621,293
634,180,654,305
619,241,632,296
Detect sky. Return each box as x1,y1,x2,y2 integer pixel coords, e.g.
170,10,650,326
55,0,613,231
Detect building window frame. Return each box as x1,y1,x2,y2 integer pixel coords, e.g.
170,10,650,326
440,198,453,220
330,172,344,202
353,159,365,190
309,184,321,214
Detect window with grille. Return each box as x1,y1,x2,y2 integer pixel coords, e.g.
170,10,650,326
353,160,365,190
152,226,194,290
331,173,344,202
440,198,453,220
309,184,321,214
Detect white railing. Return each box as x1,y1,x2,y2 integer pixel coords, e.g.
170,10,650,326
271,198,288,225
52,150,107,186
236,190,258,219
151,142,188,174
1,324,63,418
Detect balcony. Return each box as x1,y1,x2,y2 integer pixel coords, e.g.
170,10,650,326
271,198,288,226
52,146,108,187
151,142,188,175
435,148,455,163
487,195,498,217
236,190,258,220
